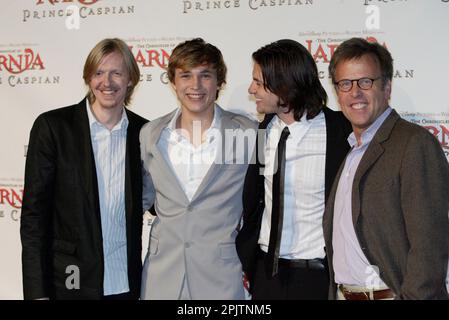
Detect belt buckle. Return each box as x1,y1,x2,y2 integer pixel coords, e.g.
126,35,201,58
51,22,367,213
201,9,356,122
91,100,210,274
340,285,393,300
340,285,371,300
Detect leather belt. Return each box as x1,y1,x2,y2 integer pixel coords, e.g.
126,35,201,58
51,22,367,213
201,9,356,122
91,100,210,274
258,249,326,270
339,285,394,300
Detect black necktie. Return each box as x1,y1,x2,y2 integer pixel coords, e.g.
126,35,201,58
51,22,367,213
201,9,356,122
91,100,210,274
266,126,290,277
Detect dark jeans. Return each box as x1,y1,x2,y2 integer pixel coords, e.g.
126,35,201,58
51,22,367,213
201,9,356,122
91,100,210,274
252,250,329,300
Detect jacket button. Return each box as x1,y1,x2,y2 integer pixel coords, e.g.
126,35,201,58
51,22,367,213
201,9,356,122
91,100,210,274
185,242,191,248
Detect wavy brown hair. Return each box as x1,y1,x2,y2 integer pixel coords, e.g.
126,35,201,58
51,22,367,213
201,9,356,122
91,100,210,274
168,38,227,98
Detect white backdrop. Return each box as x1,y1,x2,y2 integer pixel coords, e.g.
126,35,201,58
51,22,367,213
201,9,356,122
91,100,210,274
1,0,448,299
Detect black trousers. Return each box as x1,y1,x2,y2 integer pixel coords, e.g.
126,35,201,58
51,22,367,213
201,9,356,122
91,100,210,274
252,250,329,300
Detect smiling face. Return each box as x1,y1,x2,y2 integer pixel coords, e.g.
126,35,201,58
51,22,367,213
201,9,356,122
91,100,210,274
89,51,131,112
248,62,281,115
335,54,391,139
172,64,219,119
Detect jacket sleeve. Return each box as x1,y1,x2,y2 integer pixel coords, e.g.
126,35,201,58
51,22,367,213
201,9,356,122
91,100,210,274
139,127,155,213
398,131,449,299
20,115,56,300
142,165,155,213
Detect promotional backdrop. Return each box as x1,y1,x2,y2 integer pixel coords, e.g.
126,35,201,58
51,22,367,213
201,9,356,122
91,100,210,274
1,0,448,299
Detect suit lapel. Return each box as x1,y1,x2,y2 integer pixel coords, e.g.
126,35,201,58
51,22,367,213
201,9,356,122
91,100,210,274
351,143,383,225
323,107,350,203
352,110,400,225
124,109,139,235
319,107,350,257
72,99,102,231
323,156,346,254
124,114,132,223
147,110,191,204
250,113,277,213
190,106,235,202
256,113,275,173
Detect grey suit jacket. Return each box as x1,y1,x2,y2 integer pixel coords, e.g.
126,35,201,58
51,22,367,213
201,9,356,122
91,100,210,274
140,106,257,299
323,109,449,300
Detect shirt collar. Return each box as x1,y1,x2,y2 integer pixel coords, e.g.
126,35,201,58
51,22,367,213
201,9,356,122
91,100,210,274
269,110,323,139
347,106,392,148
166,104,222,144
86,99,128,132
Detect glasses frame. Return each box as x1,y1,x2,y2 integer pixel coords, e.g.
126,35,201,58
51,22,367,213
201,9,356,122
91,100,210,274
334,77,381,92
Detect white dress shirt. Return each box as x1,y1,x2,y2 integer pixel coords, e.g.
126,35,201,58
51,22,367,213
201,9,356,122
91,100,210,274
259,111,327,260
157,106,222,201
86,101,129,295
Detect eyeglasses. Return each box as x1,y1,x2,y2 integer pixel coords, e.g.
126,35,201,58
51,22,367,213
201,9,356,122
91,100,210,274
334,77,381,92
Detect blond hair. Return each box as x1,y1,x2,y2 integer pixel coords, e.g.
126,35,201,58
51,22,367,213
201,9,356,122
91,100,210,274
83,38,140,106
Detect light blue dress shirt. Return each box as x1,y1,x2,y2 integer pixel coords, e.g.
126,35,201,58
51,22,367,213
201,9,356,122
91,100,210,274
333,107,392,288
86,102,129,296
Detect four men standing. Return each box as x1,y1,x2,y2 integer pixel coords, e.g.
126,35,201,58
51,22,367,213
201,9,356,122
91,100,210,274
20,36,449,300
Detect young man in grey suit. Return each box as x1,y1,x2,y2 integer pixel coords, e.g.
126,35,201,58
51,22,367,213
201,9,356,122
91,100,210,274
140,38,256,300
324,38,449,300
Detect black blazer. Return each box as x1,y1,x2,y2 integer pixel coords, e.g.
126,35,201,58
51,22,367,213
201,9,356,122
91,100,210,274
20,99,148,300
236,107,351,292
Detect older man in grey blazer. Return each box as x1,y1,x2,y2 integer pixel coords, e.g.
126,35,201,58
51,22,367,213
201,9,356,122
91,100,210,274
323,38,449,300
139,38,256,300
